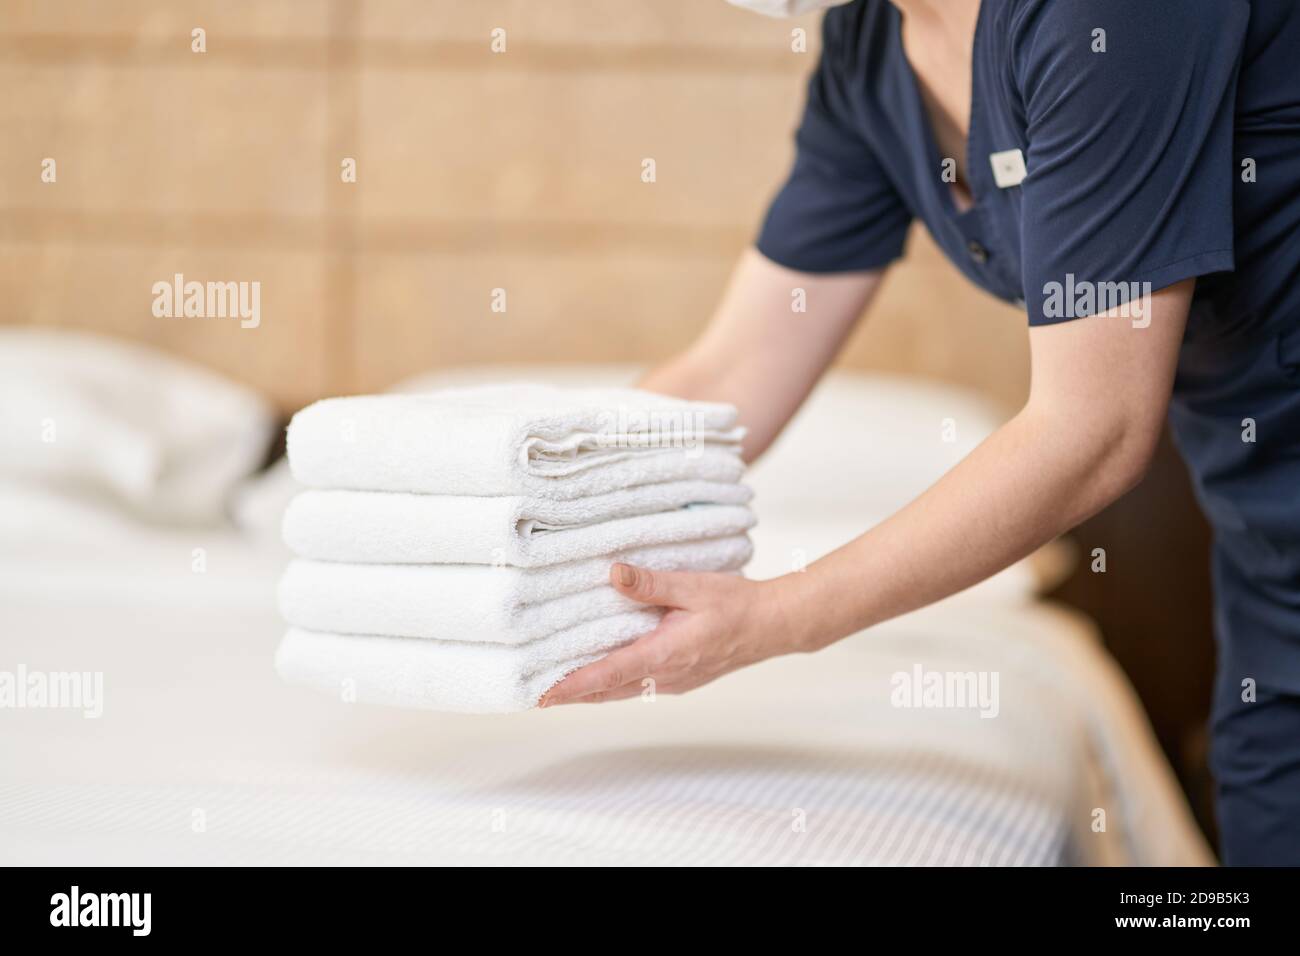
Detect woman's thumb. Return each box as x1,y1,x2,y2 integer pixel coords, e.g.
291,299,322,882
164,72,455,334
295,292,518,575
610,563,697,608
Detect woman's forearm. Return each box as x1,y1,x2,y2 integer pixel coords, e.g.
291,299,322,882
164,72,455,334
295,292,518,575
637,249,884,463
773,402,1153,650
772,282,1194,650
638,352,787,463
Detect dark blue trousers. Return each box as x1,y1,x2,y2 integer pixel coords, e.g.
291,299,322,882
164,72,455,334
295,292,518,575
1169,320,1300,866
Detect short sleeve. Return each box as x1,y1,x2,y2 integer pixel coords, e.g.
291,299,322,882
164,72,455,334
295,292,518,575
755,14,912,274
1017,0,1248,326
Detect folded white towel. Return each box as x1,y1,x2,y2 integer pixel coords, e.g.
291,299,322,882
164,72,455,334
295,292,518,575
286,384,745,499
276,610,663,713
283,489,757,565
278,535,752,642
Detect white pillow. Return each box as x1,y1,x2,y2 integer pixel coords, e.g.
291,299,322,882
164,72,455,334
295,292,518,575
390,363,641,395
747,371,1010,521
0,328,276,523
744,372,1072,601
229,458,299,537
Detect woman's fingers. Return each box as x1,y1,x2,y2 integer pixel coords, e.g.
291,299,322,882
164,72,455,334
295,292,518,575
569,684,646,704
539,632,660,706
610,563,703,609
538,573,785,709
541,570,742,707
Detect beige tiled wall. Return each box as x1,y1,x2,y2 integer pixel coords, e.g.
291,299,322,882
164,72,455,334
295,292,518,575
0,0,1028,412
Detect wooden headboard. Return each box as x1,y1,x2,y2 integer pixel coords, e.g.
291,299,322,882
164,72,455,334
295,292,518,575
0,0,1030,413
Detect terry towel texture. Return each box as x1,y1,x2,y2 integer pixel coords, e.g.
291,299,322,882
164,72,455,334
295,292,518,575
279,535,753,643
275,384,754,713
283,492,755,566
277,611,664,713
287,384,745,498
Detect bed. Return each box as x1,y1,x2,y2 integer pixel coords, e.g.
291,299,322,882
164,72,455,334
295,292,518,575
0,341,1212,865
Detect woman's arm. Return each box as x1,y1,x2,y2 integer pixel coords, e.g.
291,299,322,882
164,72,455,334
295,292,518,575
541,279,1194,705
783,279,1192,647
640,247,886,462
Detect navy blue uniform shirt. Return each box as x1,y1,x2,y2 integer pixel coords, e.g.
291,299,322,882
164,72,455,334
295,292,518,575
756,0,1300,346
755,0,1300,866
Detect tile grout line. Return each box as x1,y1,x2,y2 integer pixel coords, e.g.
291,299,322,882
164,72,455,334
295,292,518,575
0,209,753,254
324,0,361,395
0,36,809,75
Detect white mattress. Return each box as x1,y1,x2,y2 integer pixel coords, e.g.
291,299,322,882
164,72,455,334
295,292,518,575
0,485,1210,866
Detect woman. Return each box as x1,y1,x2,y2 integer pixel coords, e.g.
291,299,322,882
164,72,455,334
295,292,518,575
543,0,1300,865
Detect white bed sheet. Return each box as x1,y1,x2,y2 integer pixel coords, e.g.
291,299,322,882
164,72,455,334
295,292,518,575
0,488,1211,866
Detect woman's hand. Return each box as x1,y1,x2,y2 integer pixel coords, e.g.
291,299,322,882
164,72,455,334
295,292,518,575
539,563,804,706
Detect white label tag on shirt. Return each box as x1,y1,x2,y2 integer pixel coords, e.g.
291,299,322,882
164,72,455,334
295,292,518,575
989,148,1027,188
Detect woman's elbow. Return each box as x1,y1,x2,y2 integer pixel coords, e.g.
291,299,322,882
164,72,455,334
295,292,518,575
1096,415,1164,502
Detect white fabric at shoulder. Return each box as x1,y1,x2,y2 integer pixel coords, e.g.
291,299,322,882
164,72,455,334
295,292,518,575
725,0,853,18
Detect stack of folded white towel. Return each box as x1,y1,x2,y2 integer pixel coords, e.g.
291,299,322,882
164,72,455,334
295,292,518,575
274,383,755,713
